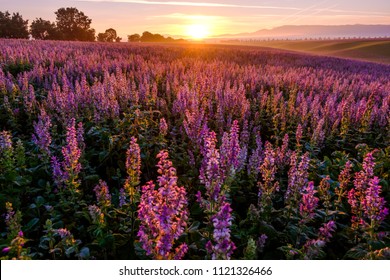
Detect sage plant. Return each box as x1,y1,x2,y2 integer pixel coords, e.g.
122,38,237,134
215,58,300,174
258,141,279,219
137,150,188,259
50,118,84,199
32,108,52,160
348,151,388,236
198,130,236,259
123,137,141,204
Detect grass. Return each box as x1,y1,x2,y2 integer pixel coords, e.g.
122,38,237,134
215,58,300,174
222,39,390,64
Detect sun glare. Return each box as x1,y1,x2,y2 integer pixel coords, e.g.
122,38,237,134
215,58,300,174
186,24,209,40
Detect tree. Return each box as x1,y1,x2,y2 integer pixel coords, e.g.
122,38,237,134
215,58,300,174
97,28,121,42
0,11,29,39
105,28,117,42
30,18,58,40
55,7,95,41
128,33,140,42
141,31,154,42
128,31,186,43
97,32,108,42
151,33,165,42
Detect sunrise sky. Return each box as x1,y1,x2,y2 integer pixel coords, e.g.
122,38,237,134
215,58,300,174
1,0,390,39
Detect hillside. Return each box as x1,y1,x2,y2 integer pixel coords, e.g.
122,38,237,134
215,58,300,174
215,24,390,40
222,39,390,64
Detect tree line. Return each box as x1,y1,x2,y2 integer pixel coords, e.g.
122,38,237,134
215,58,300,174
0,7,184,43
1,8,96,41
128,31,186,43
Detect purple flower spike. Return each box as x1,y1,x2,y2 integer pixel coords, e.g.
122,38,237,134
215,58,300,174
0,131,13,152
50,118,84,189
32,108,52,159
257,234,268,253
299,181,319,220
319,221,336,242
2,247,10,254
207,202,236,260
348,151,388,231
199,131,224,202
198,129,236,260
362,177,388,225
51,156,66,187
125,137,141,186
119,188,126,207
94,180,111,207
248,132,263,176
159,118,168,136
296,124,303,146
137,150,188,260
61,118,81,177
220,120,243,176
286,152,310,203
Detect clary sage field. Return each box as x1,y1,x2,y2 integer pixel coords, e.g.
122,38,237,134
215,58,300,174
0,39,389,260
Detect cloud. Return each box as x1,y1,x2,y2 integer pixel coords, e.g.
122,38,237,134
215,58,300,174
149,13,224,20
316,8,390,16
77,0,301,10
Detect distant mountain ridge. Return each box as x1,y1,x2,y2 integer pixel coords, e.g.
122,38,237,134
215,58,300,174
214,25,390,39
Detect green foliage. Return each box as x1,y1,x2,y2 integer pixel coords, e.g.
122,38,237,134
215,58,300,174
3,59,33,78
243,238,258,260
128,31,186,43
0,11,29,39
97,28,121,43
30,18,58,40
54,7,95,41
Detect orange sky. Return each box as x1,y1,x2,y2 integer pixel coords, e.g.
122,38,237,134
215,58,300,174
2,0,390,39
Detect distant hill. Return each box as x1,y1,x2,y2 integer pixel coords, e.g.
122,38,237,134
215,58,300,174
213,25,390,40
220,39,390,64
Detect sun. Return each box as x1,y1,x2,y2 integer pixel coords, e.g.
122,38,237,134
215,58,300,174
186,24,209,40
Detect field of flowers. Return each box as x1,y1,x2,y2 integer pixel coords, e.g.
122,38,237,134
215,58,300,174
0,39,389,260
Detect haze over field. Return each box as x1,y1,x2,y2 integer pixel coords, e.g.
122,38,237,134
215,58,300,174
214,25,390,40
1,0,390,40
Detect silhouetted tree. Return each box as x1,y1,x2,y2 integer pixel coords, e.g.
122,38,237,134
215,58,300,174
128,33,140,42
105,28,117,42
97,32,108,42
97,28,121,42
0,11,29,39
141,31,167,42
152,33,165,42
128,31,186,43
30,18,58,40
55,7,95,41
141,31,154,42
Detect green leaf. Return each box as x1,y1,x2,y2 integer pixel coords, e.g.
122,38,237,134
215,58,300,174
113,233,128,247
344,246,368,259
29,203,37,209
84,175,100,182
259,221,278,238
24,218,39,231
188,221,201,233
99,151,109,162
35,196,45,207
65,247,76,257
52,221,64,229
